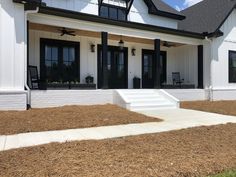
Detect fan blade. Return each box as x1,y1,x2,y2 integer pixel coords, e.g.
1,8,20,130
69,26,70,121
68,30,75,33
67,32,76,36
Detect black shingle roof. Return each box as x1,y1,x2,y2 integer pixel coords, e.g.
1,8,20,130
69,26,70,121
178,0,236,34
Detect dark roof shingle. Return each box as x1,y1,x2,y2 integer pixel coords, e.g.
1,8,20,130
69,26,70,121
178,0,236,34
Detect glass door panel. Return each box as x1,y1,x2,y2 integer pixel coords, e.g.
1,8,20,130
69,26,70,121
45,45,59,83
142,52,154,88
98,46,127,89
142,50,166,88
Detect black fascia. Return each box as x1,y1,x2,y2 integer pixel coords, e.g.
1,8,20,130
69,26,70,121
38,6,205,39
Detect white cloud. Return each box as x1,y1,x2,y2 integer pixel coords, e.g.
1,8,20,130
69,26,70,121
184,0,203,8
175,5,182,11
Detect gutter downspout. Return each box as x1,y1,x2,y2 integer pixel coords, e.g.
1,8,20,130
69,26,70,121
205,36,213,101
24,7,39,108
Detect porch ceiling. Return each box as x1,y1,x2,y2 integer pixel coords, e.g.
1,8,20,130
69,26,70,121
29,22,184,47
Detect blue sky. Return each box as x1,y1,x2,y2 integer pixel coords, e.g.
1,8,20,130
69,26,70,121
163,0,203,11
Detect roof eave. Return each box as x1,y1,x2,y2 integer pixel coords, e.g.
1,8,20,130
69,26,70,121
38,6,204,39
149,10,186,20
13,0,46,6
207,30,224,38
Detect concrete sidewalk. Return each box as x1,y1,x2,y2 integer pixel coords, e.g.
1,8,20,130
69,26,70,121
0,108,236,151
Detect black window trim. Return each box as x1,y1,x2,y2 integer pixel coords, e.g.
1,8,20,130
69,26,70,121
229,50,236,83
40,38,80,89
99,3,128,21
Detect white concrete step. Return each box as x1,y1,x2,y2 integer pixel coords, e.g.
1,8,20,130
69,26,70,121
127,98,167,103
125,95,163,99
117,89,157,93
114,89,179,111
130,104,177,111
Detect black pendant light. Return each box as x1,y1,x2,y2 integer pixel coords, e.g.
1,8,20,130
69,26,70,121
118,36,124,49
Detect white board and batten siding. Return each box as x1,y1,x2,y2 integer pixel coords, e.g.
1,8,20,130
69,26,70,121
0,0,27,110
166,45,198,86
210,9,236,100
42,0,178,29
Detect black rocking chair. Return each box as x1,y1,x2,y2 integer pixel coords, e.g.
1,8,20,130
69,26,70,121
172,72,184,87
28,65,40,89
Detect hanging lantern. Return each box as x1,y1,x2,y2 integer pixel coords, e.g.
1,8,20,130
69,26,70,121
118,36,124,49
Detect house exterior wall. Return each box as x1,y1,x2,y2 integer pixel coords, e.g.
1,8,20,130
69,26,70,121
0,1,25,91
0,92,27,110
31,90,113,108
166,45,198,86
0,1,208,110
210,9,236,100
164,89,208,101
42,0,178,29
29,29,198,89
203,41,211,89
0,0,27,110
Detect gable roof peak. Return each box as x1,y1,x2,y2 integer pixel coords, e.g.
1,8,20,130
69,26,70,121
179,0,236,34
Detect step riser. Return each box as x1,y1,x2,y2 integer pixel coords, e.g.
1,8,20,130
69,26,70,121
130,100,172,104
130,104,176,108
130,106,177,111
126,95,162,98
127,100,168,104
126,98,164,101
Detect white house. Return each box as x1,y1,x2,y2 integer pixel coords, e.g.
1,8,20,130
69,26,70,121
0,0,236,110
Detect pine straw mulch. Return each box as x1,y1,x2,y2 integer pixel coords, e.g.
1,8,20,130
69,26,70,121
0,123,236,177
181,100,236,116
0,104,160,135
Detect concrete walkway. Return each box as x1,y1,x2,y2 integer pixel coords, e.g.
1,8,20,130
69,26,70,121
0,108,236,151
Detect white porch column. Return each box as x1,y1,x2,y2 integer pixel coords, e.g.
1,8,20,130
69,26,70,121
0,1,27,110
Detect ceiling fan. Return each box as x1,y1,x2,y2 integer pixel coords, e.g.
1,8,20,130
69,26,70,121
163,41,175,48
58,27,76,36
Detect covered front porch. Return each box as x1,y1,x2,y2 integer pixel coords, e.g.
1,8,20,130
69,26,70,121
27,12,204,91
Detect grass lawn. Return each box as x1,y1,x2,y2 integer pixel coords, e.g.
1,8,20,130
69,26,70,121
181,100,236,116
208,170,236,177
0,104,160,135
0,123,235,177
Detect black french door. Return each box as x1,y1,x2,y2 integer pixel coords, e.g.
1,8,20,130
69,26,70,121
142,49,167,88
40,39,80,89
98,46,128,89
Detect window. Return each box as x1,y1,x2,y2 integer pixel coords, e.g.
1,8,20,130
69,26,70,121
99,4,127,21
40,39,80,88
44,45,59,83
100,6,108,18
229,50,236,83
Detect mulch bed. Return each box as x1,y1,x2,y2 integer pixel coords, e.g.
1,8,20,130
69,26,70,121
0,123,235,177
0,104,160,135
181,100,236,116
